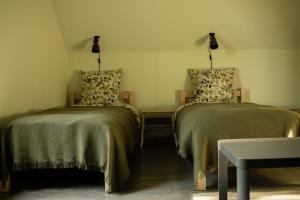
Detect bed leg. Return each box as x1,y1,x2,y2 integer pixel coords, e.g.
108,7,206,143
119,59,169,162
0,174,11,192
198,176,206,191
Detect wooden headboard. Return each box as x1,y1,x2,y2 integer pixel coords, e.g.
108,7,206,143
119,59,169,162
179,88,246,105
68,91,134,106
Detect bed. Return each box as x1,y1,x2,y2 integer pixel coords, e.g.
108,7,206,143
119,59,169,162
0,91,139,193
0,69,140,193
176,69,300,191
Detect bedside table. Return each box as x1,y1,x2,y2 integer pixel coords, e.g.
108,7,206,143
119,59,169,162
289,108,300,114
140,108,178,148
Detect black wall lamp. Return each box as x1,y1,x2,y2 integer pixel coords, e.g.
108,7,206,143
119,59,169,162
91,35,101,71
209,33,218,70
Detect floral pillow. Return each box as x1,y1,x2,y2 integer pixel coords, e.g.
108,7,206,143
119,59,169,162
189,67,235,103
80,69,122,106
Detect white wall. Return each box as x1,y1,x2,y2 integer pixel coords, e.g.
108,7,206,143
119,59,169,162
1,1,298,118
0,0,68,118
68,49,300,109
53,0,300,109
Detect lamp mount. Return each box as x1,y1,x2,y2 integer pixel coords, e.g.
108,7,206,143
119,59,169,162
91,35,101,71
208,33,218,70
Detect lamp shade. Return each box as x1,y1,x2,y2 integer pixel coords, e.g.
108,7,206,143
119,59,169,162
209,33,218,50
91,36,100,53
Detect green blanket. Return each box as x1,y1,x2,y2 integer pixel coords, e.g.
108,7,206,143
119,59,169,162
0,106,139,192
176,103,300,190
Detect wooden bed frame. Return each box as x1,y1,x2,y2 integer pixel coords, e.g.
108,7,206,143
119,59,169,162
179,88,246,105
178,88,246,191
68,91,134,106
0,91,134,193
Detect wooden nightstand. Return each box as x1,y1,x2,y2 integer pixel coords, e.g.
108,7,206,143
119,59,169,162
140,108,178,148
289,108,300,114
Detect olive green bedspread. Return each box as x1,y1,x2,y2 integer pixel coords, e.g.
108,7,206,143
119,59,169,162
0,106,139,192
176,103,300,190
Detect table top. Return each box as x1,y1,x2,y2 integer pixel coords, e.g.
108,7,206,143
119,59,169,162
141,106,176,114
219,137,300,161
289,108,300,114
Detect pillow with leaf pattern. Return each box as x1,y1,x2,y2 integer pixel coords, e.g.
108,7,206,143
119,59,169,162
189,67,236,103
80,69,122,106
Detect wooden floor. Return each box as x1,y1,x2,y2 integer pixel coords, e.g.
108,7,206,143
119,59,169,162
1,141,300,200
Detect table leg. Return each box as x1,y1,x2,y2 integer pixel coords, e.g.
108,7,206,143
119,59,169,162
237,167,249,200
218,151,228,200
140,114,145,148
171,112,178,147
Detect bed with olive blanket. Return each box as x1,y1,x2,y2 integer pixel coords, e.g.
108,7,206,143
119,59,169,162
0,106,139,193
176,102,300,191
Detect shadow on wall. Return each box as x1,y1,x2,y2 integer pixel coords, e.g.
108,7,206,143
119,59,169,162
184,69,193,91
233,68,251,102
195,35,209,48
67,70,82,95
173,70,193,106
233,68,241,89
71,38,91,51
67,37,90,98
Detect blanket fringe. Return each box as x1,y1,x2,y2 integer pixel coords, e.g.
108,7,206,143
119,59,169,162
13,161,105,172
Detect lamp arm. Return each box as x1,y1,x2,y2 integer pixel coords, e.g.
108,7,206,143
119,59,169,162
98,53,101,71
209,48,213,70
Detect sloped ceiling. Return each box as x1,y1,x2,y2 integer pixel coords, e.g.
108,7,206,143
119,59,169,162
53,0,300,52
